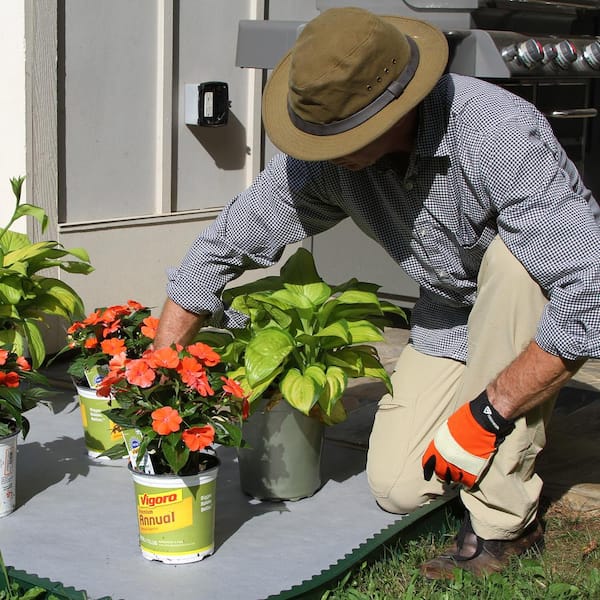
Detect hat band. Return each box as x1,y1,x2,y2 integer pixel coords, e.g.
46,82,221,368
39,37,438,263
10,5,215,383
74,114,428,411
287,36,420,137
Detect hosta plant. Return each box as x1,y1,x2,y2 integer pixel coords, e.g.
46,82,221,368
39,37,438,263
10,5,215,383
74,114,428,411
0,176,93,368
195,248,406,425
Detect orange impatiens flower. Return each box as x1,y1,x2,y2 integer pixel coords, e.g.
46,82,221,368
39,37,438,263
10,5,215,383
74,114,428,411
84,335,99,349
15,356,31,371
182,425,215,451
141,316,159,339
151,406,182,435
127,299,143,311
0,371,20,388
96,370,124,397
0,350,9,366
220,376,245,399
178,356,214,396
187,342,221,367
101,337,126,356
125,359,156,388
148,347,180,370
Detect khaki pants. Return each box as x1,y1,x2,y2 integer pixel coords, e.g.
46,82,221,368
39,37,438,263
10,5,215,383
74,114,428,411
366,236,556,540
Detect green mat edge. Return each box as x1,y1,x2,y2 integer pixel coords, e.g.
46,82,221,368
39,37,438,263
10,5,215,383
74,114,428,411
264,495,457,600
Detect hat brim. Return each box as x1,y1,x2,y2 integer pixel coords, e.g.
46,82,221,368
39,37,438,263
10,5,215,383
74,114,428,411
262,16,448,161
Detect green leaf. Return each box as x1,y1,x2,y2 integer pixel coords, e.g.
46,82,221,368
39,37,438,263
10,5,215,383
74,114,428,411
13,203,48,231
283,281,332,306
163,435,189,474
314,320,351,346
347,320,386,344
245,328,294,387
280,247,322,285
0,276,24,304
10,175,25,200
280,365,327,414
23,318,46,368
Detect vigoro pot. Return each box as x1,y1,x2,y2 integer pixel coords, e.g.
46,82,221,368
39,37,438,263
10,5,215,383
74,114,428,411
76,384,121,459
0,428,18,517
129,454,220,564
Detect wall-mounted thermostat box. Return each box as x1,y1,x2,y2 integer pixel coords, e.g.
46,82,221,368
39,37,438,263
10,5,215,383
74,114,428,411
184,82,229,126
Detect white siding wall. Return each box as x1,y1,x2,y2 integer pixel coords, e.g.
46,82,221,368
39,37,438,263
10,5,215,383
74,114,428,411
0,2,26,232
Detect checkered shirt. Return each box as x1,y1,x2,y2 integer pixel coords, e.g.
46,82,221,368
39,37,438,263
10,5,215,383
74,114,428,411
167,73,600,362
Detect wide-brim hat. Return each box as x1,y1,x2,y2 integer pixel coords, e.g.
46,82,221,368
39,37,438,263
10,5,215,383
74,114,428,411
262,7,448,161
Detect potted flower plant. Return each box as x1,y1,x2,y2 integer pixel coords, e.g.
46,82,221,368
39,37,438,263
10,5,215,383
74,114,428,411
0,176,93,369
0,347,53,517
97,342,247,563
56,300,159,458
195,247,406,501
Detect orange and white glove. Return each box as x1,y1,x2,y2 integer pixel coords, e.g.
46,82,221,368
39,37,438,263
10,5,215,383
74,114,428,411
422,391,515,489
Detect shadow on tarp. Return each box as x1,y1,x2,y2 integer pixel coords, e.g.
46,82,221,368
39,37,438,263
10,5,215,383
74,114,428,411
538,383,600,510
15,436,93,506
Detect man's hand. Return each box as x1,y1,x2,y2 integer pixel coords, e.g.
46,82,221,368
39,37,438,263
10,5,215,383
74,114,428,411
422,391,515,488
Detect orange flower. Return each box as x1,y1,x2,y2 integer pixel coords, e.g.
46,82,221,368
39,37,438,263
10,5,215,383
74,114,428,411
96,370,124,397
221,376,245,399
101,337,126,356
151,406,182,435
148,347,180,370
178,357,214,396
0,350,9,366
182,425,215,451
84,335,99,349
125,359,156,388
108,351,128,372
127,299,143,311
83,310,102,325
141,316,159,339
187,343,221,367
102,319,122,337
67,321,85,335
0,371,20,388
16,356,31,371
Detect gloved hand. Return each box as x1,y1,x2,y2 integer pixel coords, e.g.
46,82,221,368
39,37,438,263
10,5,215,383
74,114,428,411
422,391,515,489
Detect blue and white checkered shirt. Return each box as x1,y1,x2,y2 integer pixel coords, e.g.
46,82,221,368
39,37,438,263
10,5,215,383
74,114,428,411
168,73,600,362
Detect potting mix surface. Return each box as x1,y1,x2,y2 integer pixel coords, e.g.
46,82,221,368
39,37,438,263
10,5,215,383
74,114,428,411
2,327,600,600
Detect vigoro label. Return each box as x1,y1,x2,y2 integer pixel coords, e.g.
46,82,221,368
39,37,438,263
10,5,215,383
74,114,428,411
137,488,193,534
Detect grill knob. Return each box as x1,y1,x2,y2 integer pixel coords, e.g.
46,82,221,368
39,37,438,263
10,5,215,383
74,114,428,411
583,41,600,69
516,38,544,68
554,40,578,69
542,43,558,64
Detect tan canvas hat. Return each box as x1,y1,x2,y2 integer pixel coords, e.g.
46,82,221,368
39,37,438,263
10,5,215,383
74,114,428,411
262,7,448,161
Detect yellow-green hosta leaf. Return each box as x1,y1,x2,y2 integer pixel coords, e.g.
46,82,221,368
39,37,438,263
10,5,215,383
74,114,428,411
0,277,25,305
284,281,331,306
36,278,85,317
315,320,351,345
13,203,48,231
320,397,347,425
347,320,386,344
23,319,45,368
245,328,294,387
271,288,313,309
317,366,347,419
280,365,327,415
3,241,57,265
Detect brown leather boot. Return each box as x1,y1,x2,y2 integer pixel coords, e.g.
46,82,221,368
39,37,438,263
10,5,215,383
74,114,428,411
420,513,544,580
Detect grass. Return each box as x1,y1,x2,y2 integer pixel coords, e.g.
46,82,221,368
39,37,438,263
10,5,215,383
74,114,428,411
320,497,600,599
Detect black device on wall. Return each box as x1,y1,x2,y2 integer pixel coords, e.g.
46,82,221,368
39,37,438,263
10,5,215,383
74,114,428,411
197,82,229,126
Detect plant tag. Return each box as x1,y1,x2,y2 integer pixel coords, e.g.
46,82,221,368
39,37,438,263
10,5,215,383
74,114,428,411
84,365,109,389
122,428,154,474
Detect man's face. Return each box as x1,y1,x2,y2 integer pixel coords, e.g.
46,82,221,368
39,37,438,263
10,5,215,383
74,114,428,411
330,138,388,171
329,109,417,171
